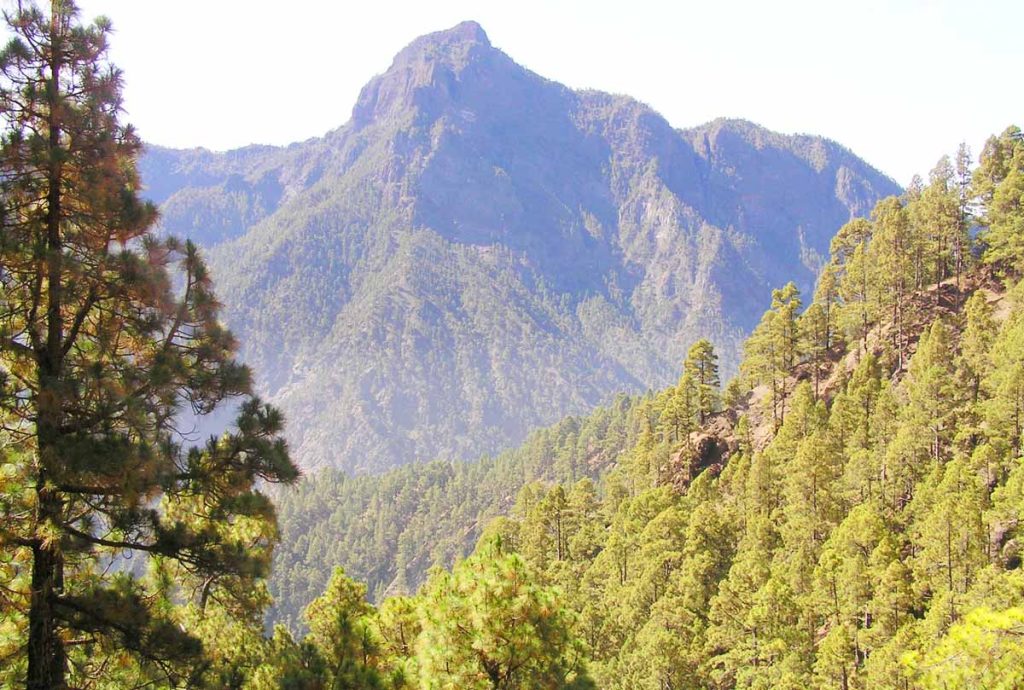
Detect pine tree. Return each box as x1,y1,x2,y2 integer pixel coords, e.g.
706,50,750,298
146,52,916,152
871,196,914,369
975,127,1024,277
772,282,803,373
304,568,383,689
864,534,913,650
830,218,876,349
520,484,570,567
626,500,733,690
249,625,328,690
903,320,959,464
743,282,802,430
813,503,887,678
953,143,974,293
683,339,720,424
416,541,593,690
910,457,988,626
658,373,696,449
814,620,856,690
813,263,841,350
800,302,830,398
0,3,297,686
705,514,777,689
984,283,1024,459
917,156,960,290
565,479,603,565
961,291,997,404
906,607,1024,689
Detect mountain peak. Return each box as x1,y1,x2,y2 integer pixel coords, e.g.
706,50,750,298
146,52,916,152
352,21,504,127
440,20,490,46
393,20,492,67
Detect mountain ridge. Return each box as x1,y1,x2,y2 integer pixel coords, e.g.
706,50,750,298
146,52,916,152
140,21,900,472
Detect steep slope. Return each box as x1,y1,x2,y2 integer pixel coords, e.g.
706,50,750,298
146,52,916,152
142,21,899,471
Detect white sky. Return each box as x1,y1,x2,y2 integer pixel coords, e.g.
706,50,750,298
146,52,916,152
25,1,1024,184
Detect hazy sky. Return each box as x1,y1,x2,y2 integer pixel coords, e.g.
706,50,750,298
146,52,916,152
46,1,1024,184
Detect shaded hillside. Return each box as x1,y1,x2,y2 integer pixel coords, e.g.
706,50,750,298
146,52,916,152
142,21,899,471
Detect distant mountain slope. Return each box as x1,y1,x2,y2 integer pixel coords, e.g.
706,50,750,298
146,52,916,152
140,21,899,472
269,393,642,632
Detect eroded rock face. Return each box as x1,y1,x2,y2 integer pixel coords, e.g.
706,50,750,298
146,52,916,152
142,22,900,472
668,413,739,490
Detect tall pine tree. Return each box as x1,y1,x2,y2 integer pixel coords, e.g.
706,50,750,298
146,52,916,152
0,3,297,687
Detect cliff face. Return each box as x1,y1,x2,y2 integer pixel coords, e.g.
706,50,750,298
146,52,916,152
141,21,900,471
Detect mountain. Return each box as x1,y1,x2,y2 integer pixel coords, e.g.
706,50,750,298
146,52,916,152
266,121,1024,650
263,123,1024,689
140,21,900,472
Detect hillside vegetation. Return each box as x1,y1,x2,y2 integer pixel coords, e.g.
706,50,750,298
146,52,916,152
269,395,643,629
260,125,1024,689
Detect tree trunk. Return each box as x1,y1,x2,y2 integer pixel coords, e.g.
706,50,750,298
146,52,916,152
29,10,68,685
28,451,67,690
28,378,68,689
28,543,66,690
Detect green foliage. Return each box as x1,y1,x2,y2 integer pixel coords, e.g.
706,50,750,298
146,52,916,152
743,282,801,429
5,3,1020,688
684,338,721,423
415,542,592,689
269,396,643,631
304,568,384,689
984,281,1024,458
977,127,1024,276
5,14,1014,683
0,3,297,687
244,543,591,690
832,217,877,348
905,607,1024,689
269,125,1024,690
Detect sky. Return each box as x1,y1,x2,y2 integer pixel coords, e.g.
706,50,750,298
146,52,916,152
28,0,1024,184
